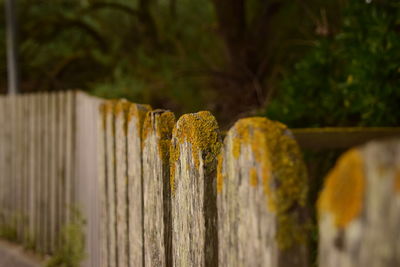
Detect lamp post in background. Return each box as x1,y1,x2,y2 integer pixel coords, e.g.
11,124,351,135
5,0,19,95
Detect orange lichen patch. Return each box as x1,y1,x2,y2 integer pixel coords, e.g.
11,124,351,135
142,110,176,161
229,117,308,249
249,167,258,187
217,153,224,193
317,148,365,228
395,170,400,193
170,111,221,194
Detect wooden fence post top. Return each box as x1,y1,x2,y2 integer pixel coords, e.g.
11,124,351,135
220,117,308,250
113,100,130,115
99,99,151,130
127,103,152,129
170,111,221,193
99,100,117,115
318,138,400,267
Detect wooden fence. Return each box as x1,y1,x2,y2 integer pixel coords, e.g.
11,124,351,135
0,91,101,267
0,91,399,267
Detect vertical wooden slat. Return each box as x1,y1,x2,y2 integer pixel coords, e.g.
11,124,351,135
0,95,5,225
15,94,22,241
53,91,61,250
48,92,57,252
217,117,309,267
74,92,102,267
21,94,30,245
17,94,24,242
126,103,151,267
104,101,117,267
3,96,14,227
7,94,15,231
318,139,400,267
170,111,221,267
57,91,66,248
142,110,175,267
42,92,50,253
99,102,109,267
28,93,36,248
114,100,130,267
64,91,75,225
34,92,43,251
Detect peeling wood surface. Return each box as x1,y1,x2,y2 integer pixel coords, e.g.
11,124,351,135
318,138,400,267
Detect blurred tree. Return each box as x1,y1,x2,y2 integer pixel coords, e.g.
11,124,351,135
266,0,400,127
210,0,344,125
2,0,397,128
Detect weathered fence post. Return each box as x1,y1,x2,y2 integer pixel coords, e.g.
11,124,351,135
126,103,151,267
103,100,117,267
142,110,175,267
170,111,221,266
114,100,130,267
318,139,400,267
65,90,76,226
28,93,36,247
34,92,43,251
15,94,22,241
75,92,103,267
56,91,65,250
0,95,5,226
217,117,309,267
101,100,150,267
99,102,109,267
22,93,33,246
48,92,57,252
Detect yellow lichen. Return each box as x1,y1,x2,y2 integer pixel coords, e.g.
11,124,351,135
127,103,151,136
142,110,176,161
217,153,224,193
113,99,130,116
249,167,258,187
170,111,221,194
230,117,308,250
317,149,365,228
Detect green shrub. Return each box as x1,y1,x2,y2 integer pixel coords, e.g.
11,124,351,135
46,210,85,267
267,0,400,127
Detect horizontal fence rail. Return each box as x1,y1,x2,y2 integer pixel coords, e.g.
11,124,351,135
0,90,399,267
